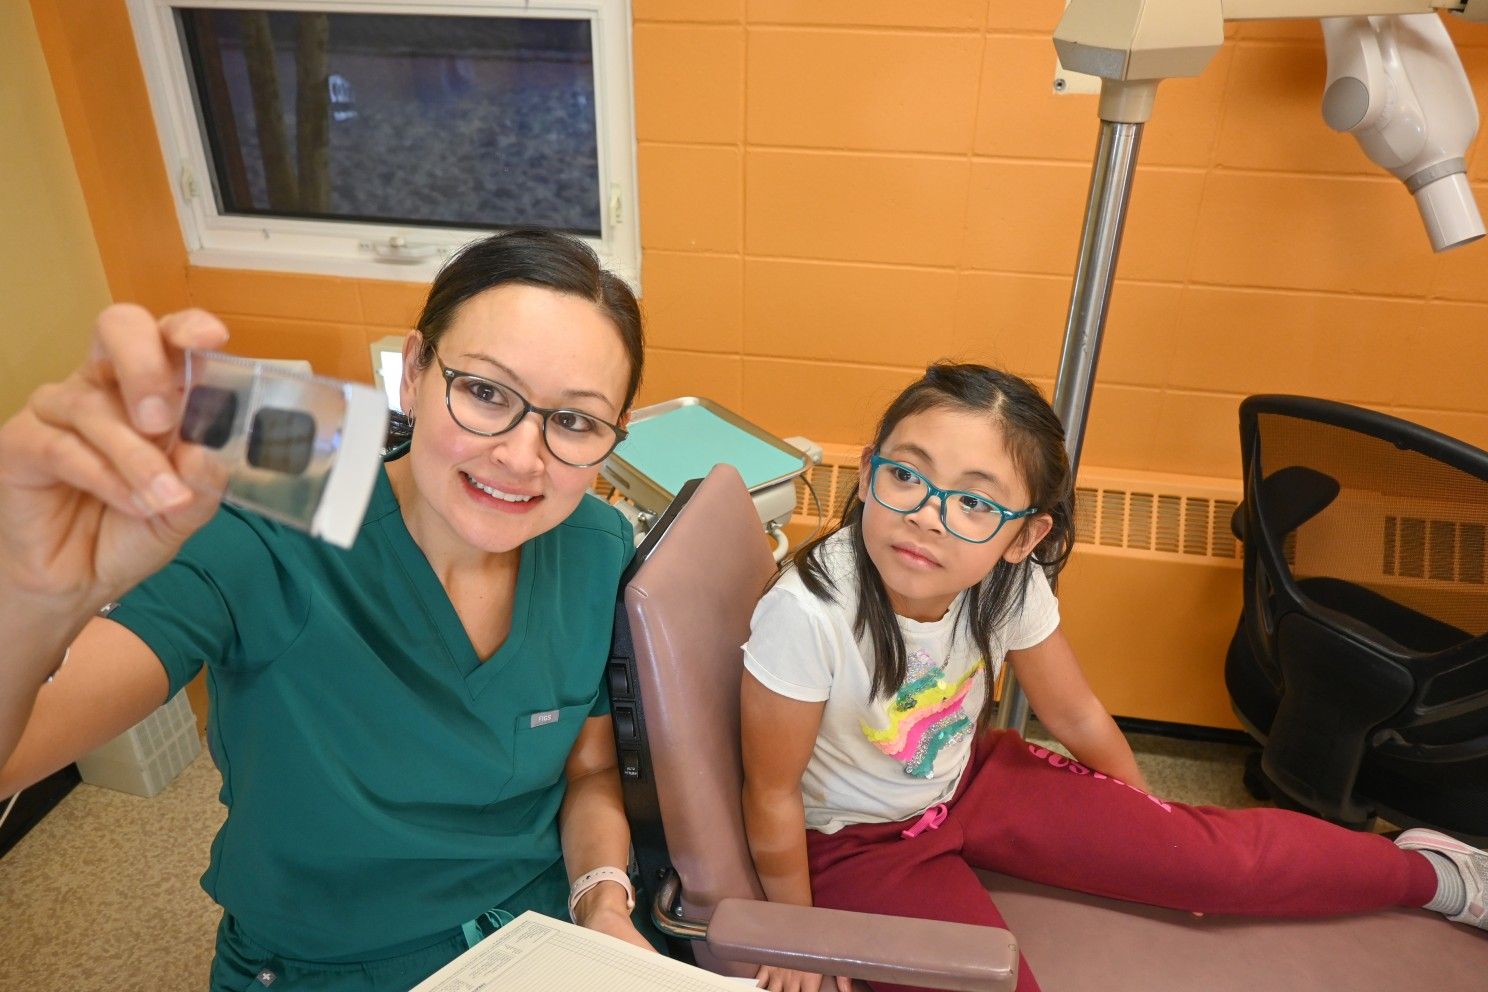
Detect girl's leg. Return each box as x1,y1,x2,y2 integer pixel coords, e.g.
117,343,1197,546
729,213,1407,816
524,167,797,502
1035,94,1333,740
951,731,1439,917
808,819,1040,992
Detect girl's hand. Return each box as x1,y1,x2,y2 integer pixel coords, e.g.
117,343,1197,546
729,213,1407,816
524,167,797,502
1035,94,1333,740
0,305,229,616
754,965,853,991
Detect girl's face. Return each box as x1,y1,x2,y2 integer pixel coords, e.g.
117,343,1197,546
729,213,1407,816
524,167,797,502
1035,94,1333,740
857,406,1053,622
398,283,630,559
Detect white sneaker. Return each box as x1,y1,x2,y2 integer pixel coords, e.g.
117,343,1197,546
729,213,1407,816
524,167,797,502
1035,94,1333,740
1396,828,1488,929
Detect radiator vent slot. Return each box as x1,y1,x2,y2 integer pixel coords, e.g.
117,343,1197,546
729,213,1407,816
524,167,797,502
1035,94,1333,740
796,462,860,519
1382,515,1488,585
1075,487,1239,561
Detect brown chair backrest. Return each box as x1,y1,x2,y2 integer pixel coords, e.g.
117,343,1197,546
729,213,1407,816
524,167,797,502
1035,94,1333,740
622,465,775,930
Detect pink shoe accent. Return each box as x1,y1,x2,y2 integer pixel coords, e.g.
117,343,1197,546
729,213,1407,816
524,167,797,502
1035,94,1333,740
901,803,949,839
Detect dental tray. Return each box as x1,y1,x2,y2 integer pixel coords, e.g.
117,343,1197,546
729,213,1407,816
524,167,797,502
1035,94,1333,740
601,397,811,514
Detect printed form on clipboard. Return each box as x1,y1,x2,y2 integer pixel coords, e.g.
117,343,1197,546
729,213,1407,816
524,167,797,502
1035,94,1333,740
409,912,760,991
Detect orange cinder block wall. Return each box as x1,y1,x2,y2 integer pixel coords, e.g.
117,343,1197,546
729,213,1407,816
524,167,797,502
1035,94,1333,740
34,1,1488,728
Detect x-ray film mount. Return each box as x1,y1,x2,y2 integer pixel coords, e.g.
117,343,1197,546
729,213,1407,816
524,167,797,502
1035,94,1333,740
179,351,388,549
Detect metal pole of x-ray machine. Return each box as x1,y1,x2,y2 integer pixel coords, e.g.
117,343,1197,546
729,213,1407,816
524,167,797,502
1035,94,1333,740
996,0,1488,734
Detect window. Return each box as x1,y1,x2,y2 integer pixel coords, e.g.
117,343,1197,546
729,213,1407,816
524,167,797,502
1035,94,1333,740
128,0,640,287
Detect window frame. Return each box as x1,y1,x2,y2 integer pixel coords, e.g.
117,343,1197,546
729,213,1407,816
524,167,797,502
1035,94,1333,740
127,0,641,288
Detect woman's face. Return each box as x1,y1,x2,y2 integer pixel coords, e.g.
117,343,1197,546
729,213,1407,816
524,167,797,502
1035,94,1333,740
399,282,631,557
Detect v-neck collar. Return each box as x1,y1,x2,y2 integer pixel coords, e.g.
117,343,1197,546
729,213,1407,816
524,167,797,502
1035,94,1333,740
374,464,541,699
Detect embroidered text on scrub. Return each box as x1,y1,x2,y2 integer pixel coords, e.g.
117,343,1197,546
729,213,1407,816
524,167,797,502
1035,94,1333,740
901,803,949,839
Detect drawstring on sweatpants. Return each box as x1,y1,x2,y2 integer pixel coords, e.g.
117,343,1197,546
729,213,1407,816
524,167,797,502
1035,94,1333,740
900,803,949,839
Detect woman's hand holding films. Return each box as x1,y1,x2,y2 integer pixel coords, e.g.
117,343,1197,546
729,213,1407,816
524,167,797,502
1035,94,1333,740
0,305,230,615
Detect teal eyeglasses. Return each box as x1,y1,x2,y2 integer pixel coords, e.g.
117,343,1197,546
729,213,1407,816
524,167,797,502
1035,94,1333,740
867,453,1037,544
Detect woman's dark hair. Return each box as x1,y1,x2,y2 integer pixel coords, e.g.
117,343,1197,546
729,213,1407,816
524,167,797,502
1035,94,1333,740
391,229,643,442
787,363,1075,730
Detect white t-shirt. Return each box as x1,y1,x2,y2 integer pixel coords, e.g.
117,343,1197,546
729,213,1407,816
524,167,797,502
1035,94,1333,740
743,529,1061,834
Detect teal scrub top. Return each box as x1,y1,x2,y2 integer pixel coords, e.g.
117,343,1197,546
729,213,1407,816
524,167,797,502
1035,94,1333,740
109,461,632,961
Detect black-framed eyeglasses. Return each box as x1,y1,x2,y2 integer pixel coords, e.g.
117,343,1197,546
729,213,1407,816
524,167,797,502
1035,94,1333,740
868,453,1037,544
435,354,627,468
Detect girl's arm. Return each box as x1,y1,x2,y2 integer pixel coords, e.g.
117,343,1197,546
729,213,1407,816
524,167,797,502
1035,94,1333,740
1006,627,1151,793
740,671,823,908
741,671,851,992
558,714,653,952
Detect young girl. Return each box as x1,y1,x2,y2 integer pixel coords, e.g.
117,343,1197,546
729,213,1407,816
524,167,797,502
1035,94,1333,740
740,363,1486,992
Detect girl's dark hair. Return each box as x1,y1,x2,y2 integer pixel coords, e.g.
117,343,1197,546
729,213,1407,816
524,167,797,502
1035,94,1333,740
787,363,1075,730
390,229,644,442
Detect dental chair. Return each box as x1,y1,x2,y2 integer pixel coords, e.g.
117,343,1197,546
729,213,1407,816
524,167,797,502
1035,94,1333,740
610,464,1488,992
1226,395,1488,843
608,464,1017,991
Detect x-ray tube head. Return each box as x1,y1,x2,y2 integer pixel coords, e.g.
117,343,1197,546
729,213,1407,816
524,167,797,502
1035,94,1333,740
1322,14,1485,252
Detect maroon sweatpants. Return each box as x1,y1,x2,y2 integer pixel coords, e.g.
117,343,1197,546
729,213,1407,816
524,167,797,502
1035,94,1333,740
805,730,1438,992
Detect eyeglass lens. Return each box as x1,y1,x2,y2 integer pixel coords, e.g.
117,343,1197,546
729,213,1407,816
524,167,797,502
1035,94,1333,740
447,374,619,466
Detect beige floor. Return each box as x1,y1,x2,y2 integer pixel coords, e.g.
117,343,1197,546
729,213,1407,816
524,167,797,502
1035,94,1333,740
0,729,1267,991
1,750,224,990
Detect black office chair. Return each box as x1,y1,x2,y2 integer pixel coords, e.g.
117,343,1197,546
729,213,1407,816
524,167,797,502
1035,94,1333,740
1226,395,1488,843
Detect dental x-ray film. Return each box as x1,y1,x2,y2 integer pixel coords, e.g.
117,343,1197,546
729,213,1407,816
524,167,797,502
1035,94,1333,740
179,351,389,548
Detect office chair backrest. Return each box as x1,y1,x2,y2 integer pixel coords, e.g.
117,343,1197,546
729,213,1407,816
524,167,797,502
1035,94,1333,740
616,465,775,969
1244,399,1488,641
1236,395,1488,826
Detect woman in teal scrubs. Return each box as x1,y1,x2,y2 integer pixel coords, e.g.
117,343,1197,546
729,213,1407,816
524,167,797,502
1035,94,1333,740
0,230,653,989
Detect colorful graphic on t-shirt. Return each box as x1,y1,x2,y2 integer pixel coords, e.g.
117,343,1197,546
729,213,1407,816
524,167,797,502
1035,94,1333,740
861,650,985,778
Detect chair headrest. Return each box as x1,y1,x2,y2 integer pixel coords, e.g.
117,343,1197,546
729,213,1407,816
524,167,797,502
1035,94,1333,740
623,464,779,916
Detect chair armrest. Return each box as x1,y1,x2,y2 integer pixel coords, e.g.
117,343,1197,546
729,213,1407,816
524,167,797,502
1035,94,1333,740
704,897,1018,992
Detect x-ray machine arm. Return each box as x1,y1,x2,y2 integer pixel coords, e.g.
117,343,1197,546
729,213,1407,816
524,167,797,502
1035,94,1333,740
996,0,1488,733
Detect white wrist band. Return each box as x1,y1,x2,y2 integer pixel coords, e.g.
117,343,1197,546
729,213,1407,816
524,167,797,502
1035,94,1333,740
568,866,635,922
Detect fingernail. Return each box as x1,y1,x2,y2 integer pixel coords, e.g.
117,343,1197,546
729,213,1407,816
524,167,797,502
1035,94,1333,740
150,473,192,510
136,396,173,434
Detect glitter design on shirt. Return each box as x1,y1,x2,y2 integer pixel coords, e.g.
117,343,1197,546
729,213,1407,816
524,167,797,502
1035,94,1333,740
861,650,985,778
